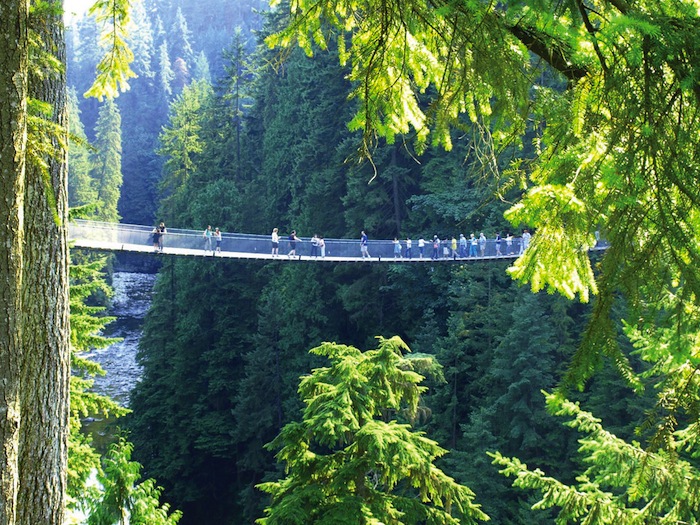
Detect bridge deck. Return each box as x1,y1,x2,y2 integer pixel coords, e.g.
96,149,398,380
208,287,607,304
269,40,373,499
71,238,520,263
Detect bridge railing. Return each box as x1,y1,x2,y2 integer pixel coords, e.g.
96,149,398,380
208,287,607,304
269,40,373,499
68,220,607,261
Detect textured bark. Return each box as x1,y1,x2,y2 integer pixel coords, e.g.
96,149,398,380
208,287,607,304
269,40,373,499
0,1,29,524
18,1,70,524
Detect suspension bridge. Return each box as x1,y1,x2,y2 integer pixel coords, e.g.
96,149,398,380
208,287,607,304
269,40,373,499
68,219,550,263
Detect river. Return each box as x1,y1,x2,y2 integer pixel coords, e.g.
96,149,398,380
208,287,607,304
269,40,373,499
82,271,156,446
88,271,156,404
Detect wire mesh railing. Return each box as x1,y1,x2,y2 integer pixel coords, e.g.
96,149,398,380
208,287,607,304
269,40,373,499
68,220,606,262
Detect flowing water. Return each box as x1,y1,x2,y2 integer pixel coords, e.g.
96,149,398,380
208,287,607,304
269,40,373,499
87,271,156,405
82,271,156,447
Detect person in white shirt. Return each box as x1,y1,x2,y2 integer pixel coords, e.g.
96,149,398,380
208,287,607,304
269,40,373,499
271,228,279,257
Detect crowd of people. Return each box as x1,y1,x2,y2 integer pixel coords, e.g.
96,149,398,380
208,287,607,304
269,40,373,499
270,228,532,260
150,221,532,260
386,231,531,260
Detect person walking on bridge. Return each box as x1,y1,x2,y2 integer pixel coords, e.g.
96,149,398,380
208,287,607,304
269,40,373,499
361,231,371,259
459,233,467,257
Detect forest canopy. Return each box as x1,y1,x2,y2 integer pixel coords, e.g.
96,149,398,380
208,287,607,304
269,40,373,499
55,0,700,523
256,0,700,523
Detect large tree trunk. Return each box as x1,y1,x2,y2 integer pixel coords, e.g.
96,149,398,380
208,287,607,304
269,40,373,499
0,1,29,524
18,1,70,523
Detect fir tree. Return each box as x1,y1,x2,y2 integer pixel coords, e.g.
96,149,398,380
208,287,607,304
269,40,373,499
157,40,174,102
258,337,489,525
67,87,96,208
90,98,123,222
86,437,181,525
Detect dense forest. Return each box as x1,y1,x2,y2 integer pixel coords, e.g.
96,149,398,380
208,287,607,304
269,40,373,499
56,0,700,524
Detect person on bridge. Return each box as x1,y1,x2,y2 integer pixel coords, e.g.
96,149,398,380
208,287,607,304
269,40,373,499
152,227,159,252
203,225,213,254
361,231,371,259
288,230,301,257
214,228,222,255
271,228,279,257
469,233,478,257
432,236,440,260
153,222,166,253
459,233,467,257
393,238,402,258
405,237,412,259
319,236,326,257
310,234,320,257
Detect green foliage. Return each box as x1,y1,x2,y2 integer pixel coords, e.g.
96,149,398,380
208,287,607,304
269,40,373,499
157,78,212,214
257,337,489,525
492,392,700,524
67,254,128,512
505,184,597,302
267,0,531,153
68,88,97,208
129,4,700,524
25,95,65,225
86,437,182,525
85,0,137,100
90,98,123,222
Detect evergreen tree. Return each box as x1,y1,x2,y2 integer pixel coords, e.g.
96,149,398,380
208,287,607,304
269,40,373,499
126,0,156,84
67,87,96,208
157,40,174,102
157,78,212,218
86,437,181,525
129,258,264,524
169,7,194,92
68,13,102,135
219,30,248,181
0,1,29,520
90,98,123,222
240,11,356,234
454,290,578,524
257,337,489,525
66,250,126,518
192,51,211,83
492,391,700,524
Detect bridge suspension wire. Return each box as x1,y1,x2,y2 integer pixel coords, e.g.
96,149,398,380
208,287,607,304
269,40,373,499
68,219,599,263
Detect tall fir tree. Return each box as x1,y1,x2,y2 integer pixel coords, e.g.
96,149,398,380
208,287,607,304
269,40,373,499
257,338,489,525
67,87,96,209
90,98,123,222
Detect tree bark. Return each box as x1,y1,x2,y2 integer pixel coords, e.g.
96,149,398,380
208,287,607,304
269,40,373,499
0,1,29,523
18,1,70,524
